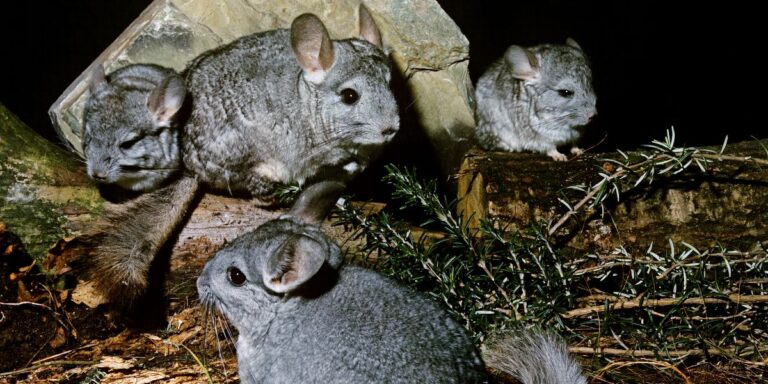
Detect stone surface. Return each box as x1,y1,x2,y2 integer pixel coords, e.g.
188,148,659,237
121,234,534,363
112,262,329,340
49,0,473,171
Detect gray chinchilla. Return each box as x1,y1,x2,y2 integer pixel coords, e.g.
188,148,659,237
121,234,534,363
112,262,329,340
475,39,597,161
83,64,186,191
85,5,398,311
182,5,398,200
198,181,586,384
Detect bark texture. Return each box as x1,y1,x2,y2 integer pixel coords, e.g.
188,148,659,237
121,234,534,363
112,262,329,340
457,141,768,251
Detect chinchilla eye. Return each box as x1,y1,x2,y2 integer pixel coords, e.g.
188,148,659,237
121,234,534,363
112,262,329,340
557,89,574,98
119,137,140,150
227,266,247,286
340,88,359,105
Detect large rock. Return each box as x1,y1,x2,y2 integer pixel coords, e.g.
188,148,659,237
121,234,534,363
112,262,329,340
49,0,474,172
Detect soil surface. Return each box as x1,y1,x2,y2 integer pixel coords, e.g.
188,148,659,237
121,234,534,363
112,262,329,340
1,227,765,383
0,228,238,384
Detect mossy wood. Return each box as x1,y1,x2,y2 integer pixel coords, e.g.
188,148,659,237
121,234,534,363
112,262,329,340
0,103,361,266
0,103,103,262
458,142,768,252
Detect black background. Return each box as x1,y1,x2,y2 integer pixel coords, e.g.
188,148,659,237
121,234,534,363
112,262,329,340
0,1,762,152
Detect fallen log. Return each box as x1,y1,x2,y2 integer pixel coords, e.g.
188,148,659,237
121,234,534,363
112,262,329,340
0,103,362,271
457,140,768,252
0,103,103,262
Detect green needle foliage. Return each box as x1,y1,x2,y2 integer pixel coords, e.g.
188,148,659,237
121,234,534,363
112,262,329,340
335,129,768,368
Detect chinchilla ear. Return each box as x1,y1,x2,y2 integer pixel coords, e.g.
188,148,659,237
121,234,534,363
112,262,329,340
504,45,540,82
262,234,326,293
89,65,109,94
291,13,335,84
147,74,186,127
358,4,383,49
286,181,346,226
565,37,583,51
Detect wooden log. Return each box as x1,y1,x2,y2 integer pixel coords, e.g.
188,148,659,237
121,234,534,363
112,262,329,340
457,140,768,252
0,103,103,262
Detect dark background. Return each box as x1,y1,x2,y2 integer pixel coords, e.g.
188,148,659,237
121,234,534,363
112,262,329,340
0,1,761,152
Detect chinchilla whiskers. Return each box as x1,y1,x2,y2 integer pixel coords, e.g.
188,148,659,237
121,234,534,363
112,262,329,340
303,131,359,160
216,305,237,350
202,306,212,349
200,297,235,378
403,97,418,113
552,113,581,125
304,125,382,160
211,309,232,377
200,292,218,345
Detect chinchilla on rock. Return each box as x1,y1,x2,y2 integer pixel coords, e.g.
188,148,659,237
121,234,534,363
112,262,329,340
83,5,399,312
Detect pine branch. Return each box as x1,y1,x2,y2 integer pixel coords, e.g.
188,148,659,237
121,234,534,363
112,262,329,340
548,129,768,236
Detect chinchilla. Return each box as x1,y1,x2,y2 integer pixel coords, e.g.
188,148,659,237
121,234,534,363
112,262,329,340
475,39,597,161
83,64,186,191
197,182,586,384
181,6,398,199
84,5,399,311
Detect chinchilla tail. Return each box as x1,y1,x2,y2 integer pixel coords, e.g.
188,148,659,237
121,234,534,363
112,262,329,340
482,329,587,384
82,175,200,310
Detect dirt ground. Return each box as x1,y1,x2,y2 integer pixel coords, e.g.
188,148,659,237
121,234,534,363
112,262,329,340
0,228,239,384
1,227,766,384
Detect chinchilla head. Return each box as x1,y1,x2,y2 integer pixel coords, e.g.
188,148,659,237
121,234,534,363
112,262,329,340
290,5,400,174
504,39,597,134
197,181,344,331
83,64,186,191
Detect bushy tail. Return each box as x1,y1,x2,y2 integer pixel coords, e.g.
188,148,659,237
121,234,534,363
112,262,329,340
83,176,199,309
482,329,587,384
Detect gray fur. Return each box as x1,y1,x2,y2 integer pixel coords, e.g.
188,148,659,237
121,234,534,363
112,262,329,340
283,180,346,226
86,8,398,308
198,215,589,383
197,220,487,383
83,64,185,191
182,9,399,200
483,330,587,384
475,41,597,161
85,175,199,308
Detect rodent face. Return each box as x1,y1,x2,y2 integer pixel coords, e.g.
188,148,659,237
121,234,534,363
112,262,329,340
197,217,341,333
83,87,181,191
197,221,301,331
528,45,597,133
307,40,400,173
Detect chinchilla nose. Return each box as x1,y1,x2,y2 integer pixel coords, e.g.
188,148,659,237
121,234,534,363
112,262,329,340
90,169,108,180
89,159,111,181
381,126,397,137
587,109,597,123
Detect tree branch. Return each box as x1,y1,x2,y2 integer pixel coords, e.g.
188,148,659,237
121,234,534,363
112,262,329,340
563,294,768,319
